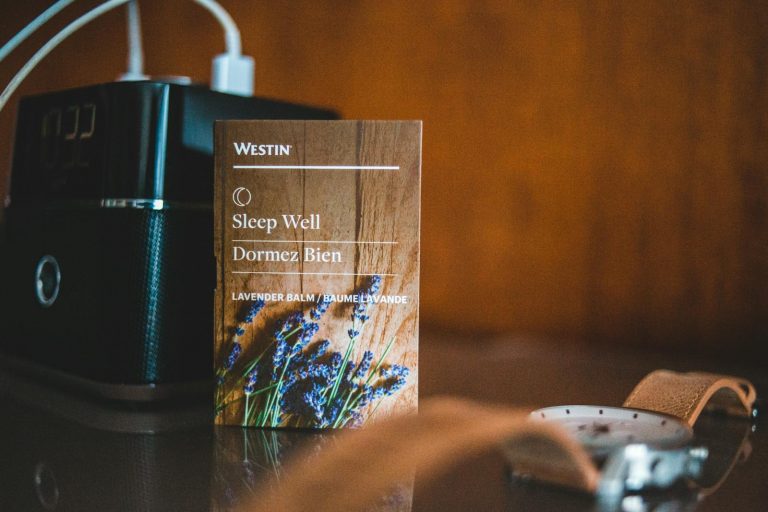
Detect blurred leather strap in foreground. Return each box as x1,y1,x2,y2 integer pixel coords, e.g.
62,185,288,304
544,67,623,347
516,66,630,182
239,398,595,512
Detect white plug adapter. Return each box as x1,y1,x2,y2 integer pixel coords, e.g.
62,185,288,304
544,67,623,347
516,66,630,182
211,53,254,96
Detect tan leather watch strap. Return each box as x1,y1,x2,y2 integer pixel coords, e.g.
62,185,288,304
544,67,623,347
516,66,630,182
623,370,756,427
244,398,601,511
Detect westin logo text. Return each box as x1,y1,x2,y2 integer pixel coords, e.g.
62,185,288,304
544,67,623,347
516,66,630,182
233,143,292,156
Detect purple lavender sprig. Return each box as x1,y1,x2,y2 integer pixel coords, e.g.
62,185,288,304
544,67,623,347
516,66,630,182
306,340,331,362
293,321,320,355
271,312,303,379
354,351,374,380
244,299,266,323
310,295,332,320
281,379,328,423
329,335,404,427
242,367,261,426
217,299,266,384
259,311,325,426
381,364,410,379
351,275,382,324
272,338,288,380
274,312,303,341
225,343,242,372
350,374,407,410
323,276,384,413
243,368,259,395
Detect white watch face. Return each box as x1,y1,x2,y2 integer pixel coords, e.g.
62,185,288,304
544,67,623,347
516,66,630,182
530,405,692,455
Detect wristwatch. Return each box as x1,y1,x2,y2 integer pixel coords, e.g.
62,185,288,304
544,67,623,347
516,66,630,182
504,370,757,498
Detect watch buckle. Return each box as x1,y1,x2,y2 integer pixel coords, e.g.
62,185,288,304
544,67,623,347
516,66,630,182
598,444,708,498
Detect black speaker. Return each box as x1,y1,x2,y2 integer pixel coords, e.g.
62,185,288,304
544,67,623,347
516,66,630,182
0,81,337,400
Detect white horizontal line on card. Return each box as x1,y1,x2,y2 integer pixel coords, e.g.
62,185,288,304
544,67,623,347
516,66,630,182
231,271,398,276
232,165,399,170
232,240,397,244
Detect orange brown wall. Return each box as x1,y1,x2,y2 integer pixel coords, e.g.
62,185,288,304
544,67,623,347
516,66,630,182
1,0,766,358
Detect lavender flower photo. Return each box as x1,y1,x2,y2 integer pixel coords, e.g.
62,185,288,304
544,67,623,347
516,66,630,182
215,276,413,429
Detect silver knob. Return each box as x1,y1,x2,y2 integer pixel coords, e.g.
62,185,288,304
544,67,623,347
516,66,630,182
34,255,61,308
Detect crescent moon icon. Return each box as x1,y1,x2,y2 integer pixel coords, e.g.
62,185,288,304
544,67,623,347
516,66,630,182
232,187,252,207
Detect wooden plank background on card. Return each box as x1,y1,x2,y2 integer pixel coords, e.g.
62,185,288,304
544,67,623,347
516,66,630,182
215,120,420,426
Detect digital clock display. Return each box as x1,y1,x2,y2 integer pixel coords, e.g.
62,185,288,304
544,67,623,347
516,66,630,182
13,90,106,200
39,102,97,171
12,82,182,202
10,80,339,204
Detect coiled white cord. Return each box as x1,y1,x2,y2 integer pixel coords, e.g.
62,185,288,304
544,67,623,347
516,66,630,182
0,0,252,114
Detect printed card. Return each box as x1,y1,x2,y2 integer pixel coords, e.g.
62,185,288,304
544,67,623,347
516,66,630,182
214,120,421,428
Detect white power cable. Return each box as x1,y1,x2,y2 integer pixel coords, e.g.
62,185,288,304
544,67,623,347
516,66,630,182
0,0,253,114
0,0,76,63
120,0,147,80
194,0,253,95
193,0,241,56
0,0,133,114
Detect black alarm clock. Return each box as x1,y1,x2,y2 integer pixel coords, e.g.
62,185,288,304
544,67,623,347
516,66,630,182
0,80,336,401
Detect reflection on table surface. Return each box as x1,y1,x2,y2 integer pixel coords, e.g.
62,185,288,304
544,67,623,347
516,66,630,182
0,398,414,512
212,428,414,512
0,336,764,511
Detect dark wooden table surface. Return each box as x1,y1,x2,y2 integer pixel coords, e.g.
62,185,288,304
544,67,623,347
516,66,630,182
0,334,764,511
